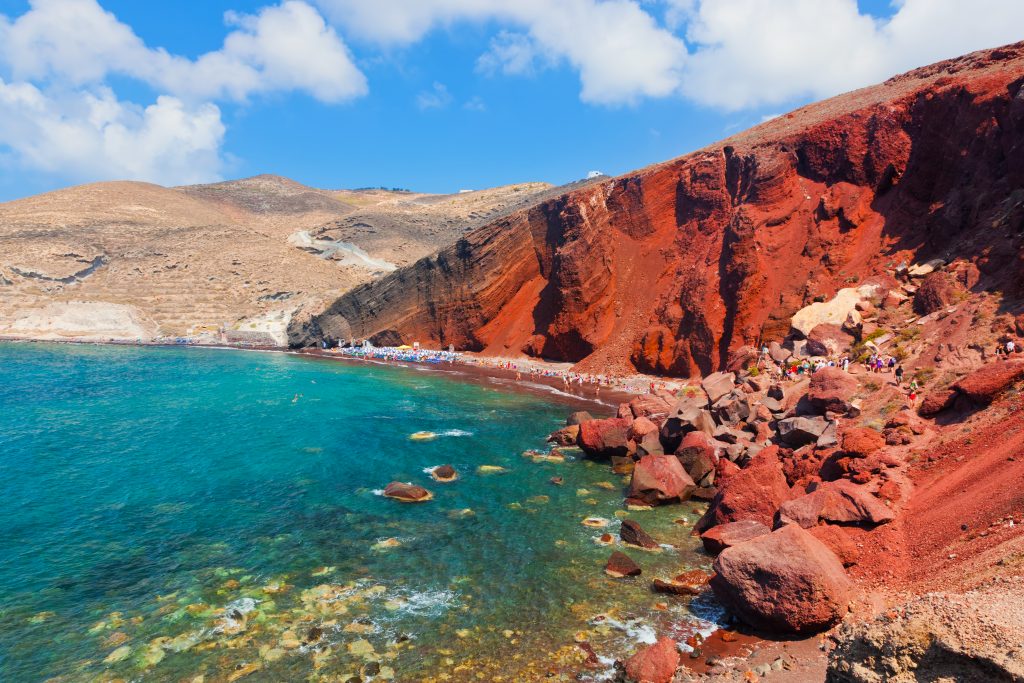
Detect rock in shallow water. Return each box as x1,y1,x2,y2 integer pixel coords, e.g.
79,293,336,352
382,481,433,502
622,636,679,683
605,551,642,578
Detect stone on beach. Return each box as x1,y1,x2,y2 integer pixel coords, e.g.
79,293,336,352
710,524,854,635
700,519,771,555
382,481,433,502
777,480,895,528
577,417,634,459
651,570,710,596
696,446,792,532
627,455,696,505
622,636,679,683
605,551,642,578
701,371,736,404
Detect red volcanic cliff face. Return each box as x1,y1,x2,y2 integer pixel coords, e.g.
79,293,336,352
290,43,1024,376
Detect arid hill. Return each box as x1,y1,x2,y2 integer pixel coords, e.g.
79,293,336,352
0,175,554,343
292,42,1024,377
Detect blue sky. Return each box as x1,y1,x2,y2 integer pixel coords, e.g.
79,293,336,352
0,0,1021,200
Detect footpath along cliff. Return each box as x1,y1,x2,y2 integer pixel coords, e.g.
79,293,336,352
290,42,1024,380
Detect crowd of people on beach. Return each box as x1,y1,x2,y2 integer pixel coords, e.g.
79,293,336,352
315,337,941,406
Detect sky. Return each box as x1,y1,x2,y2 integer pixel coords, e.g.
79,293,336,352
0,0,1022,201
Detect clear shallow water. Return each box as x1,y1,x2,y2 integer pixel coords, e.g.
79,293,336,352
0,343,716,682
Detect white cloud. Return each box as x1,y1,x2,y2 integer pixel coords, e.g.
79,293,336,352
0,79,225,184
676,0,1024,110
0,0,365,187
416,81,453,110
317,0,688,105
0,0,367,104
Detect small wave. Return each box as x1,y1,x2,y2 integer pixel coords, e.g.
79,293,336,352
440,429,473,437
388,588,458,618
225,597,259,615
371,489,385,496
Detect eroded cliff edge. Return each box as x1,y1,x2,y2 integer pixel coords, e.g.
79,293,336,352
290,42,1024,377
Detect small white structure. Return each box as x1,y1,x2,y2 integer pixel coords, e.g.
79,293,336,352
586,170,605,179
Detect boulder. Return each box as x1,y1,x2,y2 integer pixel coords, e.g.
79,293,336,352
769,341,791,363
808,323,856,358
629,395,673,424
700,519,771,555
710,525,854,634
547,424,580,446
840,427,885,457
628,416,659,441
913,271,964,315
567,411,593,426
382,481,433,503
954,360,1024,406
620,520,660,550
918,387,957,416
605,551,642,578
622,636,679,683
431,465,458,482
726,345,759,373
808,367,859,415
636,430,665,457
675,432,717,485
578,418,634,459
695,446,792,532
652,570,711,596
701,371,736,404
816,420,839,448
776,480,895,528
627,455,696,505
777,416,830,446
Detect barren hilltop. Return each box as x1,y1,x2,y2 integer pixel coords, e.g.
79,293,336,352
0,174,555,344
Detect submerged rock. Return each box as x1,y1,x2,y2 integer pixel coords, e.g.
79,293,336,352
651,570,710,596
382,481,433,502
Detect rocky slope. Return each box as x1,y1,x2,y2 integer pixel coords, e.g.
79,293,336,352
0,175,554,343
293,42,1024,377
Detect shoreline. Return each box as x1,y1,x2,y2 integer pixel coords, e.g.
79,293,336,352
0,336,641,413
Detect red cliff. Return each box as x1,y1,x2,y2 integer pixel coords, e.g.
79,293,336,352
290,42,1024,377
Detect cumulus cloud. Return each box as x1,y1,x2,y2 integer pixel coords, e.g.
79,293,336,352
318,0,1024,109
0,0,365,187
0,0,367,103
317,0,687,105
676,0,1024,110
0,79,225,184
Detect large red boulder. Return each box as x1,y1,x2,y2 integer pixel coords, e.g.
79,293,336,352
954,360,1024,406
918,387,957,416
840,427,885,457
629,395,673,424
807,323,856,357
913,271,964,315
695,446,792,532
578,418,634,459
777,480,895,528
622,636,679,683
808,367,859,415
700,519,771,555
627,455,695,505
710,525,854,634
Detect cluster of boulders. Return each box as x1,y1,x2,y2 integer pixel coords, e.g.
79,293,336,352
556,359,910,681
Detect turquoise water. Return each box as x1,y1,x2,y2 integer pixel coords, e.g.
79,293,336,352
0,343,716,682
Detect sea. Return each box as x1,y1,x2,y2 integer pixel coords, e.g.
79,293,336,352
0,342,720,682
